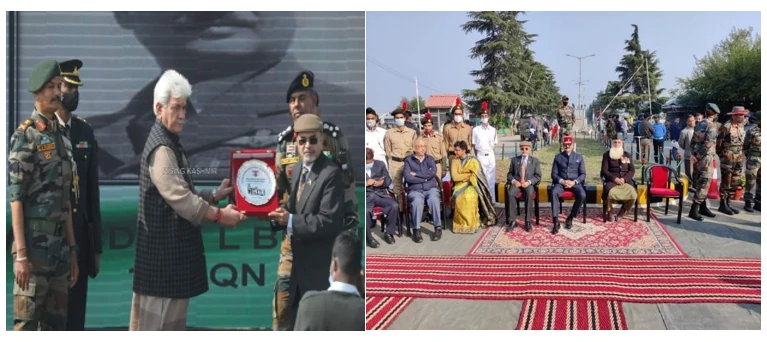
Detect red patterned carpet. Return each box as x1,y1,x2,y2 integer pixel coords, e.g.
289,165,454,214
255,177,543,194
365,255,761,304
366,296,414,330
517,299,627,330
471,207,686,257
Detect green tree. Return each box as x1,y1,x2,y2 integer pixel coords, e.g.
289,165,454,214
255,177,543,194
598,24,666,116
676,27,761,112
461,11,560,120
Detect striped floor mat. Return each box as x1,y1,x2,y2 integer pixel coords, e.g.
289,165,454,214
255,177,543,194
366,254,761,303
365,296,414,330
517,299,627,330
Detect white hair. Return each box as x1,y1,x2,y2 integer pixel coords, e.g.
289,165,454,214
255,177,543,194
153,69,192,115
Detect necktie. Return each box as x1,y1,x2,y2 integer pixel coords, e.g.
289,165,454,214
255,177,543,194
296,166,310,201
62,123,70,139
520,157,527,184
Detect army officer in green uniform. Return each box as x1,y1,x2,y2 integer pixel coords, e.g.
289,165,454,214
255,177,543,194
9,59,80,330
272,71,358,330
55,59,104,331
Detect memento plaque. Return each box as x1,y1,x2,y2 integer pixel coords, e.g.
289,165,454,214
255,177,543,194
230,149,278,217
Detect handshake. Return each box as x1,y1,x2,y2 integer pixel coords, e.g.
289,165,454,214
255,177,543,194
211,178,247,228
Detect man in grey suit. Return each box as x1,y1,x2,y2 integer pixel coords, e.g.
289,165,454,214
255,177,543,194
506,140,541,232
267,113,345,330
293,230,364,331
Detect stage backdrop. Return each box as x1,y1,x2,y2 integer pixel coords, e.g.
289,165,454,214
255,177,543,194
5,11,365,330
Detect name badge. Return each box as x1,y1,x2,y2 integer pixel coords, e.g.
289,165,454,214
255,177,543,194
77,141,90,149
37,143,56,152
281,156,299,165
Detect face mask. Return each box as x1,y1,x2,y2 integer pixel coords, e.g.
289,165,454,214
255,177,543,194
366,120,376,128
454,116,463,123
395,118,405,126
61,91,79,112
481,118,489,124
365,162,373,169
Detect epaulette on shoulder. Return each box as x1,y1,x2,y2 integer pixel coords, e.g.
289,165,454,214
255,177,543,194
16,119,34,132
322,121,342,138
278,125,293,143
74,115,88,124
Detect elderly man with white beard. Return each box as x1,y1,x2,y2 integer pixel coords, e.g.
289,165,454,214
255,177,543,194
600,137,638,221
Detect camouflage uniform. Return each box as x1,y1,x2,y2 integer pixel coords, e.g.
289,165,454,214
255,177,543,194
605,116,616,141
557,105,575,144
272,72,358,331
716,111,746,214
9,110,76,330
519,114,532,142
688,104,720,221
743,112,761,212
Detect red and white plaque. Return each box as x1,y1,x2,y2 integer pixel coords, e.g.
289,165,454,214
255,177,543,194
230,149,279,218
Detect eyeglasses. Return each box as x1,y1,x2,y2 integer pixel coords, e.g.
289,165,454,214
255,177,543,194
520,147,530,151
563,144,572,147
297,136,319,146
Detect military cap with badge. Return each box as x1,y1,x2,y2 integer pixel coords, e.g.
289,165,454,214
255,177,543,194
286,70,318,104
59,59,84,113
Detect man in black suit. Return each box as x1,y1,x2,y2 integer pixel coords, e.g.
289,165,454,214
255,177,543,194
365,148,399,247
87,12,365,180
54,59,103,331
293,230,364,331
268,113,345,330
550,135,587,234
506,140,541,232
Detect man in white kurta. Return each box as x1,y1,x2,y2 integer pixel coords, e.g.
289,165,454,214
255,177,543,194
365,107,388,167
472,112,498,203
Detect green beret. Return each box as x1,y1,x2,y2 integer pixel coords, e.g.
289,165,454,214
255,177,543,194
706,103,720,114
286,71,317,104
28,59,61,93
294,114,323,133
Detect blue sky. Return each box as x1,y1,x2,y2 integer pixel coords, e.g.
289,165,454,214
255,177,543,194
365,11,761,113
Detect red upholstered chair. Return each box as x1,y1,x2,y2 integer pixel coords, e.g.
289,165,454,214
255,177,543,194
643,165,684,224
504,182,540,225
372,189,401,234
549,184,588,224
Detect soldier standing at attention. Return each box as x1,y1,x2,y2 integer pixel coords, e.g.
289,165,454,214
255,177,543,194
743,111,761,212
9,59,80,330
556,95,575,148
384,108,417,241
443,98,472,162
54,60,103,331
519,113,532,142
421,113,447,179
716,106,748,215
273,71,357,331
688,103,721,221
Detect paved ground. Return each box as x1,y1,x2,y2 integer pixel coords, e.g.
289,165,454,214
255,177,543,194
368,134,762,329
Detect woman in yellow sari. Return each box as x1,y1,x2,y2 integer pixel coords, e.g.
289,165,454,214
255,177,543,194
450,141,497,234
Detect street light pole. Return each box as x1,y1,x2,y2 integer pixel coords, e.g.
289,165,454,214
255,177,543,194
566,53,595,116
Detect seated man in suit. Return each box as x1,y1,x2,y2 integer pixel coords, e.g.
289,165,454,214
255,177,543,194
293,230,364,331
365,148,398,246
404,138,442,243
267,114,345,330
550,135,586,234
601,137,638,221
506,140,541,232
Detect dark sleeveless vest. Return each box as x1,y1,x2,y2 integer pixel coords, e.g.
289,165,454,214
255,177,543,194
133,120,208,298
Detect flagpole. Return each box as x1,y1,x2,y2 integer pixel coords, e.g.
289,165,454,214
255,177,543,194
415,77,421,123
645,56,652,117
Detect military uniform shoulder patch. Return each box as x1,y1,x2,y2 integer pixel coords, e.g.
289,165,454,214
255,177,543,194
277,125,294,144
17,119,34,132
322,121,341,138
